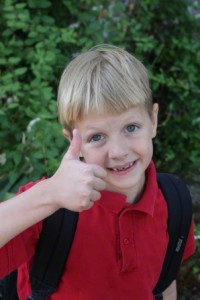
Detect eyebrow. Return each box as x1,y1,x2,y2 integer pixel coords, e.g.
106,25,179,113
84,126,104,131
84,114,140,131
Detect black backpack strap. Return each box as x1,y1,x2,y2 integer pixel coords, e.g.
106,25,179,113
153,173,193,298
0,270,19,300
27,208,79,300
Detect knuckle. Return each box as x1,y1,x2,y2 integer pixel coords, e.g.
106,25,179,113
83,165,92,175
95,179,106,191
81,199,88,206
100,181,106,190
94,192,101,201
80,200,92,211
80,172,94,187
80,193,90,208
92,191,101,201
81,189,91,199
83,176,93,186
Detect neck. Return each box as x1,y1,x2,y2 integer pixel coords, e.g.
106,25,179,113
105,175,146,205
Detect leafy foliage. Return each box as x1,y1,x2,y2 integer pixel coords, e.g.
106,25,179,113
178,225,200,299
0,1,199,297
0,0,200,198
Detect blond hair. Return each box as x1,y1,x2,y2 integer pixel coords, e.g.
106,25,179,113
58,45,152,131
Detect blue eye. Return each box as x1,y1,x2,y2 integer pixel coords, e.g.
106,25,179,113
126,124,137,132
90,134,103,142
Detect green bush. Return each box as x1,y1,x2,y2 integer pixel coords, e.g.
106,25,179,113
0,0,200,199
0,1,199,297
178,225,200,299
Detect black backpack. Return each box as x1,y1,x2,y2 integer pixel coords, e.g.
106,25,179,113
0,173,193,300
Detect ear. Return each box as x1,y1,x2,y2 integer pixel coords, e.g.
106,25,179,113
151,103,159,138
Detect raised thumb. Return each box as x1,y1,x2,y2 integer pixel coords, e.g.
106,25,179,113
65,129,82,160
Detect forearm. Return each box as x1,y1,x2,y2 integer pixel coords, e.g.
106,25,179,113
163,280,177,300
0,180,57,248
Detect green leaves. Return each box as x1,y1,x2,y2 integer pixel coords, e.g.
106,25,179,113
0,0,199,198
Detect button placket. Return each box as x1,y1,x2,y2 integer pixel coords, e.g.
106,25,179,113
123,238,130,245
118,209,138,272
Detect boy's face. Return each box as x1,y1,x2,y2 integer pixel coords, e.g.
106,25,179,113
65,104,158,203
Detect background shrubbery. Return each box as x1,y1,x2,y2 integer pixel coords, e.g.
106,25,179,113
0,0,200,195
0,0,200,297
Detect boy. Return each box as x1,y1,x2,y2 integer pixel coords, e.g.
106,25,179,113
0,45,195,299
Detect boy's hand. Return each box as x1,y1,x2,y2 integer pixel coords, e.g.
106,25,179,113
47,129,107,212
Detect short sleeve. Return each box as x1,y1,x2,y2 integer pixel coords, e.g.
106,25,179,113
0,180,44,278
182,219,196,262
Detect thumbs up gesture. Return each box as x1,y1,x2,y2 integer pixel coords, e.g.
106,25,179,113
47,129,107,212
64,129,83,160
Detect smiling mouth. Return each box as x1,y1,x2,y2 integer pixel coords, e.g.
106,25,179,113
108,161,135,172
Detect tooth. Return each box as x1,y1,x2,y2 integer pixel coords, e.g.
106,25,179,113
112,163,133,171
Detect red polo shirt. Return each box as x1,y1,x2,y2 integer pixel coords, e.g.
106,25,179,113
0,162,195,300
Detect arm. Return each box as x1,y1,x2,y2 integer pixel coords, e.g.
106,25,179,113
0,179,57,248
163,280,177,300
0,129,107,248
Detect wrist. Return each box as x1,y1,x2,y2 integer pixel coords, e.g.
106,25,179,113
34,179,60,212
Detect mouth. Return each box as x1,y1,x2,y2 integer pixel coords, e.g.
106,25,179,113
107,161,137,173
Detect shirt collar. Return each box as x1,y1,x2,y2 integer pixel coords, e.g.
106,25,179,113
97,161,158,216
132,161,157,216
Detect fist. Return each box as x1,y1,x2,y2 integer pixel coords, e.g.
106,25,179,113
47,129,107,212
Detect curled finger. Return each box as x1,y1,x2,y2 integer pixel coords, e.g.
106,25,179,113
90,190,101,202
93,177,106,191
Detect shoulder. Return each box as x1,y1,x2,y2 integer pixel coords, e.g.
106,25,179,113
182,219,196,261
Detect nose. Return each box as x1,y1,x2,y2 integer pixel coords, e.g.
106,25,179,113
108,137,128,160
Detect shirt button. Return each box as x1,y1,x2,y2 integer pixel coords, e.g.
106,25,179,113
123,238,130,245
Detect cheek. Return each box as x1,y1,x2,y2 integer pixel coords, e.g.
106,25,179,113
131,137,153,157
81,147,105,166
142,139,153,159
